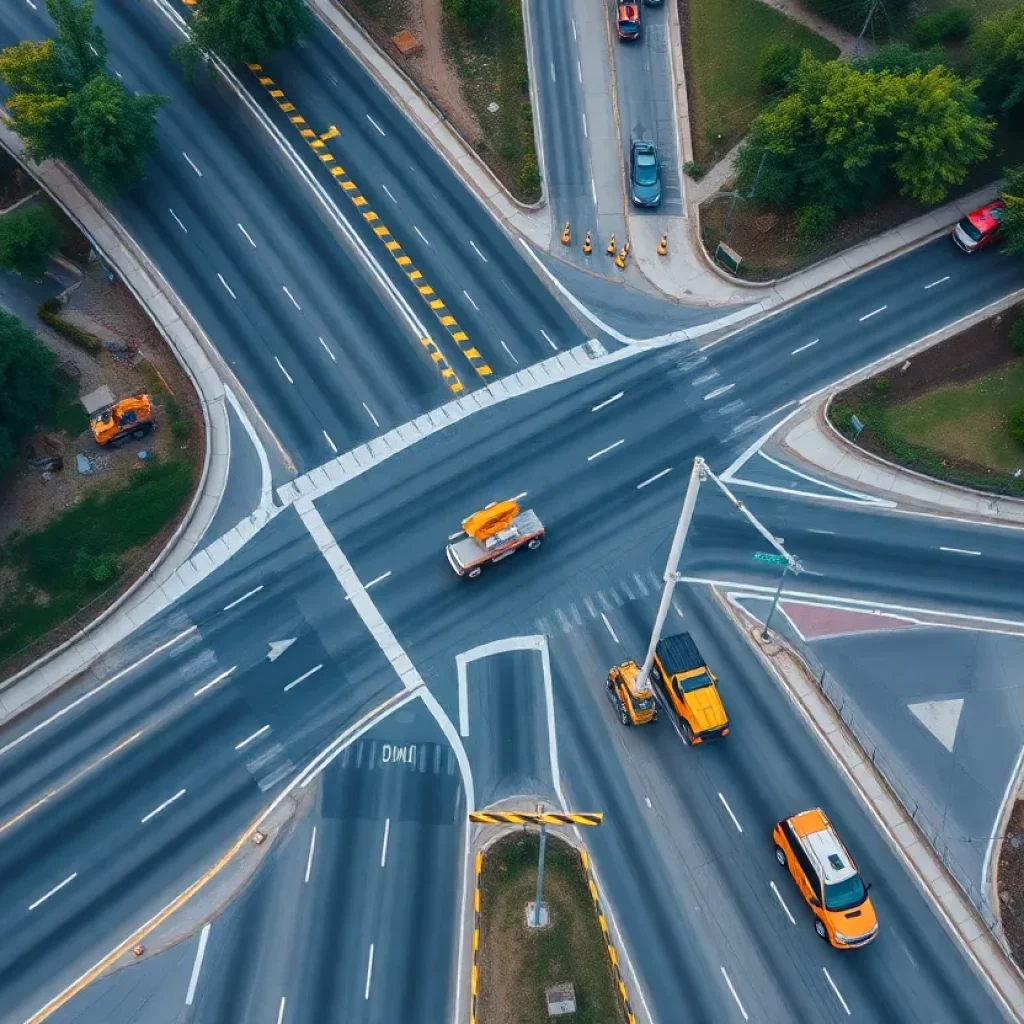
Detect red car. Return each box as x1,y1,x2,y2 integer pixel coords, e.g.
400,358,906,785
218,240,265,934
952,200,1005,253
617,2,640,39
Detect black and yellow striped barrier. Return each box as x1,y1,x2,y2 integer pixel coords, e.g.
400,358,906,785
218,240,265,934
246,65,496,392
469,811,603,827
470,851,482,1024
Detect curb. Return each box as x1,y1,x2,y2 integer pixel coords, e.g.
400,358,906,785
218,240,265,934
0,123,229,716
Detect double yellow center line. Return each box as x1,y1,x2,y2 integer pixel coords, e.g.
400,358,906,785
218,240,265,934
247,64,495,394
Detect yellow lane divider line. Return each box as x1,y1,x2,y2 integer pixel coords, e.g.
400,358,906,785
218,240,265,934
247,64,496,392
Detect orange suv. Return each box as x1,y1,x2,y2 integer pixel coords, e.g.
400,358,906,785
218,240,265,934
773,809,878,948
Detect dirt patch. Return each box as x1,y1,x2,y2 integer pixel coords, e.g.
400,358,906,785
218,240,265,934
999,801,1024,967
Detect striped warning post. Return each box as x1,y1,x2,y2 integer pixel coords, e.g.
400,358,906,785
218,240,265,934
469,811,603,827
470,851,482,1023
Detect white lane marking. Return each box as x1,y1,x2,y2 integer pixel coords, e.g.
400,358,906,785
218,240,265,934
414,225,430,246
0,628,196,759
592,391,624,412
770,881,796,924
823,968,851,1015
284,665,324,693
718,792,743,833
588,439,625,461
637,467,672,490
859,305,887,322
169,208,187,232
114,70,122,79
469,240,488,263
29,873,77,911
572,17,577,38
512,491,528,501
366,114,386,136
282,285,302,310
644,796,652,808
344,570,392,601
591,176,597,205
182,151,203,177
601,613,620,643
720,967,749,1021
365,943,375,999
939,546,981,556
277,996,286,1024
362,402,380,428
577,60,583,84
25,0,39,9
924,275,950,289
692,370,719,387
304,826,317,883
323,430,338,454
704,383,735,401
500,339,519,364
184,923,211,1005
463,290,480,312
141,788,186,824
540,329,558,351
672,599,684,619
582,113,588,138
217,273,236,300
319,336,337,362
224,585,263,611
193,666,236,698
88,42,99,55
808,528,836,535
237,223,257,247
274,357,294,384
791,338,819,354
381,818,391,867
382,184,397,203
550,62,556,82
235,725,270,751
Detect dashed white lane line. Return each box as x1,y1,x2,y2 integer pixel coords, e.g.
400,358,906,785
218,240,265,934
572,17,577,39
319,336,337,362
193,667,236,698
859,305,887,322
217,273,236,300
182,151,203,177
237,223,257,247
284,665,324,693
304,826,317,883
25,0,39,9
274,357,294,384
588,439,625,461
511,491,528,501
224,585,263,611
169,208,187,233
550,61,556,83
282,286,302,311
463,290,480,312
500,340,519,365
940,546,982,556
582,113,588,138
637,467,672,490
924,275,950,289
591,176,597,205
235,725,270,751
344,571,392,601
823,967,851,1015
704,383,736,401
791,338,819,354
414,225,430,246
672,599,685,619
184,923,211,1005
644,796,652,808
365,943,375,1000
469,240,488,263
382,184,397,203
592,391,624,412
720,967,749,1021
577,60,582,84
692,370,719,387
718,792,743,833
381,818,391,868
323,430,338,454
770,881,796,924
29,873,77,911
366,114,386,136
540,329,558,351
276,996,286,1024
141,788,186,824
600,613,620,644
362,402,380,428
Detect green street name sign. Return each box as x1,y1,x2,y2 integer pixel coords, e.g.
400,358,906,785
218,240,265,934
753,552,788,565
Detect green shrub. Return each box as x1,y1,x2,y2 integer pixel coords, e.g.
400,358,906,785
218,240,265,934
683,161,706,181
517,152,540,198
1010,312,1024,354
73,551,120,588
874,376,891,394
1010,399,1024,447
830,403,854,433
37,298,102,354
757,44,804,91
911,8,972,48
165,397,191,441
796,203,835,242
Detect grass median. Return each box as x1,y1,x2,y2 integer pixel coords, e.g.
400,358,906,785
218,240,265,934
478,833,626,1024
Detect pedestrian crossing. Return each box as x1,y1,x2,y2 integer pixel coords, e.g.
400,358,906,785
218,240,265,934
534,568,663,637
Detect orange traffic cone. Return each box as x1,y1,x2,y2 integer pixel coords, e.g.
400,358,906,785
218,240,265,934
582,231,593,255
657,233,668,256
560,221,571,246
606,234,616,256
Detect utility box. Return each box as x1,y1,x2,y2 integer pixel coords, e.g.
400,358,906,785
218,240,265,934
545,983,577,1016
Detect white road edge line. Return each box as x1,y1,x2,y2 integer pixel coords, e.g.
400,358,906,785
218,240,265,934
859,305,887,322
182,151,202,177
141,788,186,825
924,275,950,289
362,401,381,428
224,585,263,611
381,818,390,868
718,792,743,833
364,943,375,999
237,223,256,247
587,439,625,461
184,923,211,1005
193,666,236,698
770,881,796,924
469,240,488,263
939,546,982,556
823,967,851,1015
637,467,672,489
169,208,187,233
29,873,77,911
284,665,324,693
304,826,317,884
601,613,620,644
216,273,236,300
319,336,337,362
366,114,386,136
234,725,270,751
791,339,819,354
592,391,624,412
274,357,294,384
720,967,749,1021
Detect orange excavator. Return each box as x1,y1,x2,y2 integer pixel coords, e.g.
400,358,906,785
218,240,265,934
90,394,155,446
445,499,545,578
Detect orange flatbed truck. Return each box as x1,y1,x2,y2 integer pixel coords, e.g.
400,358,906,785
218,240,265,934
445,499,544,578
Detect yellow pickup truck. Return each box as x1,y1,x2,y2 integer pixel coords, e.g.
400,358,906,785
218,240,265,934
652,632,729,744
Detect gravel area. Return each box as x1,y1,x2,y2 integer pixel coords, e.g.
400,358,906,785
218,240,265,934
998,800,1024,967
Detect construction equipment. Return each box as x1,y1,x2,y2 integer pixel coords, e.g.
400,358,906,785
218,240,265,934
606,661,657,726
652,632,728,744
89,394,155,446
445,499,545,578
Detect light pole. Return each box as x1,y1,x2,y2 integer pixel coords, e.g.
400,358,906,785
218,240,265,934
761,560,790,641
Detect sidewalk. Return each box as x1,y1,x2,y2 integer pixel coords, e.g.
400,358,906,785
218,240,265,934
0,123,234,725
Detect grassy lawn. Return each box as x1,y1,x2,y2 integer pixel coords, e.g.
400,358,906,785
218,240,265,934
478,834,626,1024
684,0,839,166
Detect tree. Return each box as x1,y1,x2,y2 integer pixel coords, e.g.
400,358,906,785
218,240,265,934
46,0,106,90
0,40,74,162
1003,166,1024,257
973,3,1024,114
855,43,947,76
757,44,804,92
0,205,63,279
0,310,57,472
177,0,313,72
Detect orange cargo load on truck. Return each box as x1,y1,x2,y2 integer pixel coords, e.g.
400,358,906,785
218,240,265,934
445,500,545,578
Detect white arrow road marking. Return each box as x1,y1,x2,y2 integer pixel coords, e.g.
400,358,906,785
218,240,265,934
267,638,297,662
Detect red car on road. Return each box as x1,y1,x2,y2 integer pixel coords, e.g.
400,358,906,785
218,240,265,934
952,200,1005,253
